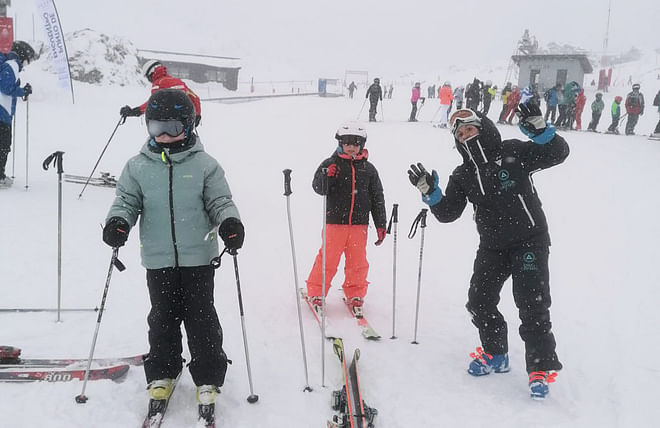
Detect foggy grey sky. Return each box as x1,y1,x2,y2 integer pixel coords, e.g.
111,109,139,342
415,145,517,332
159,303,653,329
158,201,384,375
10,0,660,79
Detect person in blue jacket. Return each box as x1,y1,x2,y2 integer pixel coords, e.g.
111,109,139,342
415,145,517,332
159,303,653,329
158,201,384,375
0,41,35,188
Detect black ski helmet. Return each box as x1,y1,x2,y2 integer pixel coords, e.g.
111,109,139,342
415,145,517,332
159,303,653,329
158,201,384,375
145,89,196,137
11,41,36,65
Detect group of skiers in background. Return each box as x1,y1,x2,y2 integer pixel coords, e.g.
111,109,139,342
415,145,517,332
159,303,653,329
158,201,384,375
351,77,660,139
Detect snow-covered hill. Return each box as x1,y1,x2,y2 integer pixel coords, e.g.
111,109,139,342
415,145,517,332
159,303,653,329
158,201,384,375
1,39,660,428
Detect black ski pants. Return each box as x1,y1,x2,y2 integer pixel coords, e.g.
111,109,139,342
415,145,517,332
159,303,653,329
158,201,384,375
465,246,562,373
588,112,602,131
482,98,492,115
0,122,12,180
409,101,418,121
368,98,379,121
625,113,639,135
655,117,660,134
544,104,557,123
144,265,228,386
608,116,620,132
498,104,508,122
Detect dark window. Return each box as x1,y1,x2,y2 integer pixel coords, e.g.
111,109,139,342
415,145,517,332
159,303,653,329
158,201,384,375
556,69,568,86
530,69,540,86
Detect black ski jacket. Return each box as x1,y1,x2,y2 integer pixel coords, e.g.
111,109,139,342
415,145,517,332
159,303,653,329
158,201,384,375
366,83,383,101
430,113,569,250
312,149,387,228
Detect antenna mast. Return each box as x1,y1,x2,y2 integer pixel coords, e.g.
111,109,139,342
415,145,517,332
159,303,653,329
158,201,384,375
602,0,611,66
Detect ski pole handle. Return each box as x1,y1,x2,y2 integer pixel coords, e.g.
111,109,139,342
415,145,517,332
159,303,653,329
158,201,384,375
283,169,292,196
386,203,399,234
420,208,427,228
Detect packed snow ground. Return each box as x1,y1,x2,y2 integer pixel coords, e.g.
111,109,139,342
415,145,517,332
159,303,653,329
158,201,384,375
1,73,660,427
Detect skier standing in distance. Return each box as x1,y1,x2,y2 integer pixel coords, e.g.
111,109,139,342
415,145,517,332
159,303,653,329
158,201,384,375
453,85,465,110
436,82,455,128
0,41,35,189
651,89,660,139
497,82,512,123
407,103,567,399
606,95,623,134
409,82,424,122
347,81,357,99
587,92,605,132
543,83,561,123
365,78,383,122
573,88,587,130
305,123,387,318
624,83,645,135
119,60,202,127
103,89,244,424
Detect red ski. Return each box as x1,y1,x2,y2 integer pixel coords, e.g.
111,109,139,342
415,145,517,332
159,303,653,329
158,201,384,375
0,364,130,382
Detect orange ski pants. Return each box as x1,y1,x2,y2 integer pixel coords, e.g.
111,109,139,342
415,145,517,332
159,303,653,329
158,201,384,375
306,224,369,300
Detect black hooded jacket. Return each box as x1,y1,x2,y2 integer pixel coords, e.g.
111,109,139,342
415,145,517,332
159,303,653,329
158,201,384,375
312,149,387,228
430,113,569,249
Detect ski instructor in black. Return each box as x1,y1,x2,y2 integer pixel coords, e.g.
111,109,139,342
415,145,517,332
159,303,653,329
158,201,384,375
365,78,383,122
407,103,568,400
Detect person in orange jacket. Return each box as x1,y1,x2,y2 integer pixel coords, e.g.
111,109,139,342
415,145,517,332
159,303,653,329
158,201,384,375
305,123,387,318
436,82,455,127
573,89,587,130
120,60,202,127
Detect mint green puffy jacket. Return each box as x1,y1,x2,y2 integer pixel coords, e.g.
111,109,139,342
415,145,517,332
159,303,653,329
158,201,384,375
106,136,240,269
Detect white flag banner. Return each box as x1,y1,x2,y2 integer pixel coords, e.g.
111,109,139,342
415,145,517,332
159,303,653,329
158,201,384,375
34,0,74,103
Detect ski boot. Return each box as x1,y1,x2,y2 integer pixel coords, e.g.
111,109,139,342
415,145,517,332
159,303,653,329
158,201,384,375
346,297,364,318
197,385,219,427
528,371,557,400
467,347,510,376
144,378,175,425
308,295,324,317
0,176,14,189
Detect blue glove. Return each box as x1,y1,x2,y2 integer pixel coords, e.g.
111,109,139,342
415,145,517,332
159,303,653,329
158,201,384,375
407,163,443,206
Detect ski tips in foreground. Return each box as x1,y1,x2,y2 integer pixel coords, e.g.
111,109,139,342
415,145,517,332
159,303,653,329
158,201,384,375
330,338,378,428
0,345,146,368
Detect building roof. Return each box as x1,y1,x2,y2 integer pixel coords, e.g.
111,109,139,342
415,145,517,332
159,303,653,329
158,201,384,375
511,54,593,73
138,49,241,70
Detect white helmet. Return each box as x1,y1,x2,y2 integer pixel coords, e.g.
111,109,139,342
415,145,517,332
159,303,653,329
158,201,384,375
335,123,367,147
142,59,162,82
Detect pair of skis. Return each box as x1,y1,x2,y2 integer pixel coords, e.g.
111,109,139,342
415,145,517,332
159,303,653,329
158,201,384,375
141,368,216,428
0,345,141,382
300,290,380,340
328,338,377,428
64,172,117,188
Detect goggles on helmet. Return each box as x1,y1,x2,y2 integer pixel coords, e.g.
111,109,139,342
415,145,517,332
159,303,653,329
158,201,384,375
339,135,363,146
147,119,185,138
449,109,481,139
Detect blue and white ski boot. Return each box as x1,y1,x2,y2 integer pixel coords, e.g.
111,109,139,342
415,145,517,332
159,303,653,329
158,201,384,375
467,347,510,376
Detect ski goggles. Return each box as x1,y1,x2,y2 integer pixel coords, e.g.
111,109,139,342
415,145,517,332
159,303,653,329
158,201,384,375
147,120,186,138
449,109,481,138
338,135,363,146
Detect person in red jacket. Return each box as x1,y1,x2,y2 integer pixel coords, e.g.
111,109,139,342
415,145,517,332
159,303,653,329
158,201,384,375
435,82,455,127
305,123,387,318
120,60,202,126
505,86,521,124
573,89,587,130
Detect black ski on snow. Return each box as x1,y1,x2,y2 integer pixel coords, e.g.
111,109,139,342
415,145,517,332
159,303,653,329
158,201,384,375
0,345,146,368
141,370,183,428
0,364,130,383
329,339,378,428
329,338,356,428
64,172,117,188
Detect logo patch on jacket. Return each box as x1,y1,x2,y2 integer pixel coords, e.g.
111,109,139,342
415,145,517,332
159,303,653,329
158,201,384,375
522,251,538,271
498,169,515,191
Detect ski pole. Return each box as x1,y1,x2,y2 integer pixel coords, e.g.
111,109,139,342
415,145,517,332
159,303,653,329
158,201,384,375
42,151,65,322
320,168,329,387
408,208,428,344
230,251,259,403
357,98,367,120
10,115,15,178
24,99,29,191
388,204,399,339
380,98,385,122
78,116,124,199
75,247,126,404
282,169,312,392
430,103,442,122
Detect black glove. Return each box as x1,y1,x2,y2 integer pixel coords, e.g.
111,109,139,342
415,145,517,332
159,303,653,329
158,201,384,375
218,217,244,252
407,163,435,195
103,217,130,248
516,102,546,136
120,105,142,118
195,115,201,127
22,83,32,101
